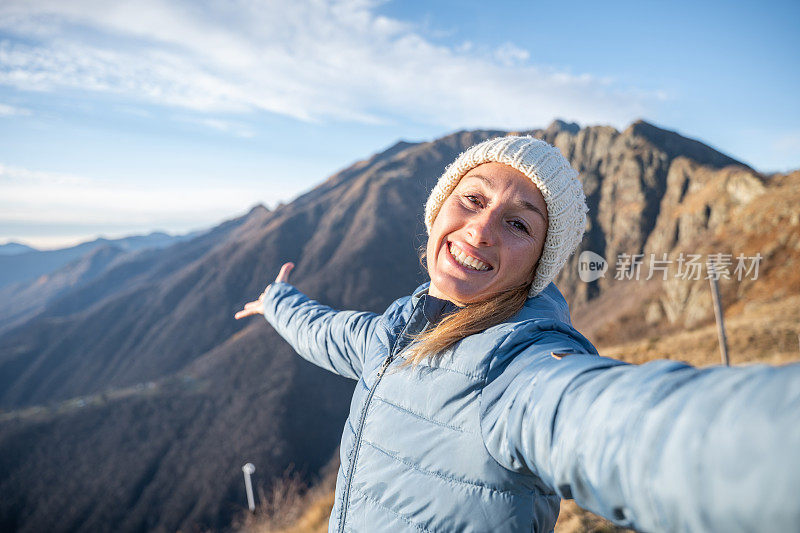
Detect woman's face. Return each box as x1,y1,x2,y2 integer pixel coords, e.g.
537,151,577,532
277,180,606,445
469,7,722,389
426,162,548,305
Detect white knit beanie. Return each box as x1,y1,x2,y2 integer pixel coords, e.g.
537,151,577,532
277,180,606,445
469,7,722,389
424,135,587,297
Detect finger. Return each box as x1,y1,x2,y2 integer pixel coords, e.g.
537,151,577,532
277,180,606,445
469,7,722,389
240,300,264,312
275,262,295,283
235,307,260,320
258,284,272,302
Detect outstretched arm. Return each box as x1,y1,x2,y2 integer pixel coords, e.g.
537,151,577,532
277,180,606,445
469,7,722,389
482,331,800,531
235,262,379,380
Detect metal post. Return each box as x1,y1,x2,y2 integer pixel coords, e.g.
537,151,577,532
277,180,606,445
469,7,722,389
242,463,256,513
708,262,730,366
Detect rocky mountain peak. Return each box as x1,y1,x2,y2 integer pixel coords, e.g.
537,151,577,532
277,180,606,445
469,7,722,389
545,118,580,136
624,119,746,170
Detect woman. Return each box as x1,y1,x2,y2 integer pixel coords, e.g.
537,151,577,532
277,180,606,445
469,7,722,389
236,136,800,532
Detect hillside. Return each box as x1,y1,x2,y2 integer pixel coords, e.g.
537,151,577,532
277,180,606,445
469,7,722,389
1,121,797,532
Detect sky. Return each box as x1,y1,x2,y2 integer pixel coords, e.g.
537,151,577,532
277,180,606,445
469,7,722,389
1,0,798,249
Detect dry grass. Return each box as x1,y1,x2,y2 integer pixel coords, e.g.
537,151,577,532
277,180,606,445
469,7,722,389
240,476,629,533
555,500,632,532
598,293,800,367
238,467,336,533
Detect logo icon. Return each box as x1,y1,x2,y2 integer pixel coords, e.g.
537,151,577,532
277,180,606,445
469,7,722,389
578,251,607,282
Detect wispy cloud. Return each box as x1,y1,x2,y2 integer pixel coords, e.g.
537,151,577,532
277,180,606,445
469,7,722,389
0,102,31,116
0,162,262,226
0,0,658,128
0,163,91,186
184,117,256,138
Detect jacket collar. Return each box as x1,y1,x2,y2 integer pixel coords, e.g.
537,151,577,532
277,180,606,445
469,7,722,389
409,281,572,326
411,282,432,307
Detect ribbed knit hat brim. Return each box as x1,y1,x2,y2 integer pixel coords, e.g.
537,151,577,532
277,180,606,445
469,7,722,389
424,135,587,297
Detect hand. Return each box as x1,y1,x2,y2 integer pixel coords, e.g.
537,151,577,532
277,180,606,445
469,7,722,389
234,262,294,320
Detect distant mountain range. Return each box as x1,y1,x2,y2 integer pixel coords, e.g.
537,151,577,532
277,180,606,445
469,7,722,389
0,120,797,533
0,231,208,336
0,230,205,290
0,242,37,256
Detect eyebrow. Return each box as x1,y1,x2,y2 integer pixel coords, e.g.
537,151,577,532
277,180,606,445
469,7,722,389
463,174,548,222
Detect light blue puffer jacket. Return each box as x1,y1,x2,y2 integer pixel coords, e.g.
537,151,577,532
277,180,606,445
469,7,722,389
262,280,800,532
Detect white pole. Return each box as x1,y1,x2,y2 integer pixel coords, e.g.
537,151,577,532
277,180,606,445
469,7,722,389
242,463,256,513
708,262,730,366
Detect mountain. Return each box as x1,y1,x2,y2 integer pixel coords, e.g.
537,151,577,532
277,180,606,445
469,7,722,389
0,242,37,256
1,120,797,533
0,245,127,335
0,230,205,291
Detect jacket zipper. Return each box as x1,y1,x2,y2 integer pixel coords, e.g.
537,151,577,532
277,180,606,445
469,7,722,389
337,298,422,532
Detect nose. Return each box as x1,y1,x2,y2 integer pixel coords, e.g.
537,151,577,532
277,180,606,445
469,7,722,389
464,210,497,246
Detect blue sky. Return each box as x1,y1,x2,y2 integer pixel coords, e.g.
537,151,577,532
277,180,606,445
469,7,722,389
1,0,798,249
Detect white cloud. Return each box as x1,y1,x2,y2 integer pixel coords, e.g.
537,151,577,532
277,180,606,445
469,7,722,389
0,0,658,129
184,117,256,138
0,163,91,186
2,234,115,250
0,163,266,226
494,42,530,67
0,102,31,115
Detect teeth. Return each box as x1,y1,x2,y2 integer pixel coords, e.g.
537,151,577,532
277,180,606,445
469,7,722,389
450,243,490,271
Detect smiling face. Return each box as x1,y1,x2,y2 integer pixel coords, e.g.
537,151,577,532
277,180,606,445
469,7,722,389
426,162,549,306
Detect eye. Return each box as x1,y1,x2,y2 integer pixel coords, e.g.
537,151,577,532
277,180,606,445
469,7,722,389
509,219,530,235
464,194,483,207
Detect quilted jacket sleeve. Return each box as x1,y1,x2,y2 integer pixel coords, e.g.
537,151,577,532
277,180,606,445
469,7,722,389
261,281,380,380
481,327,800,532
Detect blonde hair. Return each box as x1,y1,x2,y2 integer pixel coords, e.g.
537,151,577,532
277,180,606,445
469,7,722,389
401,249,535,367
